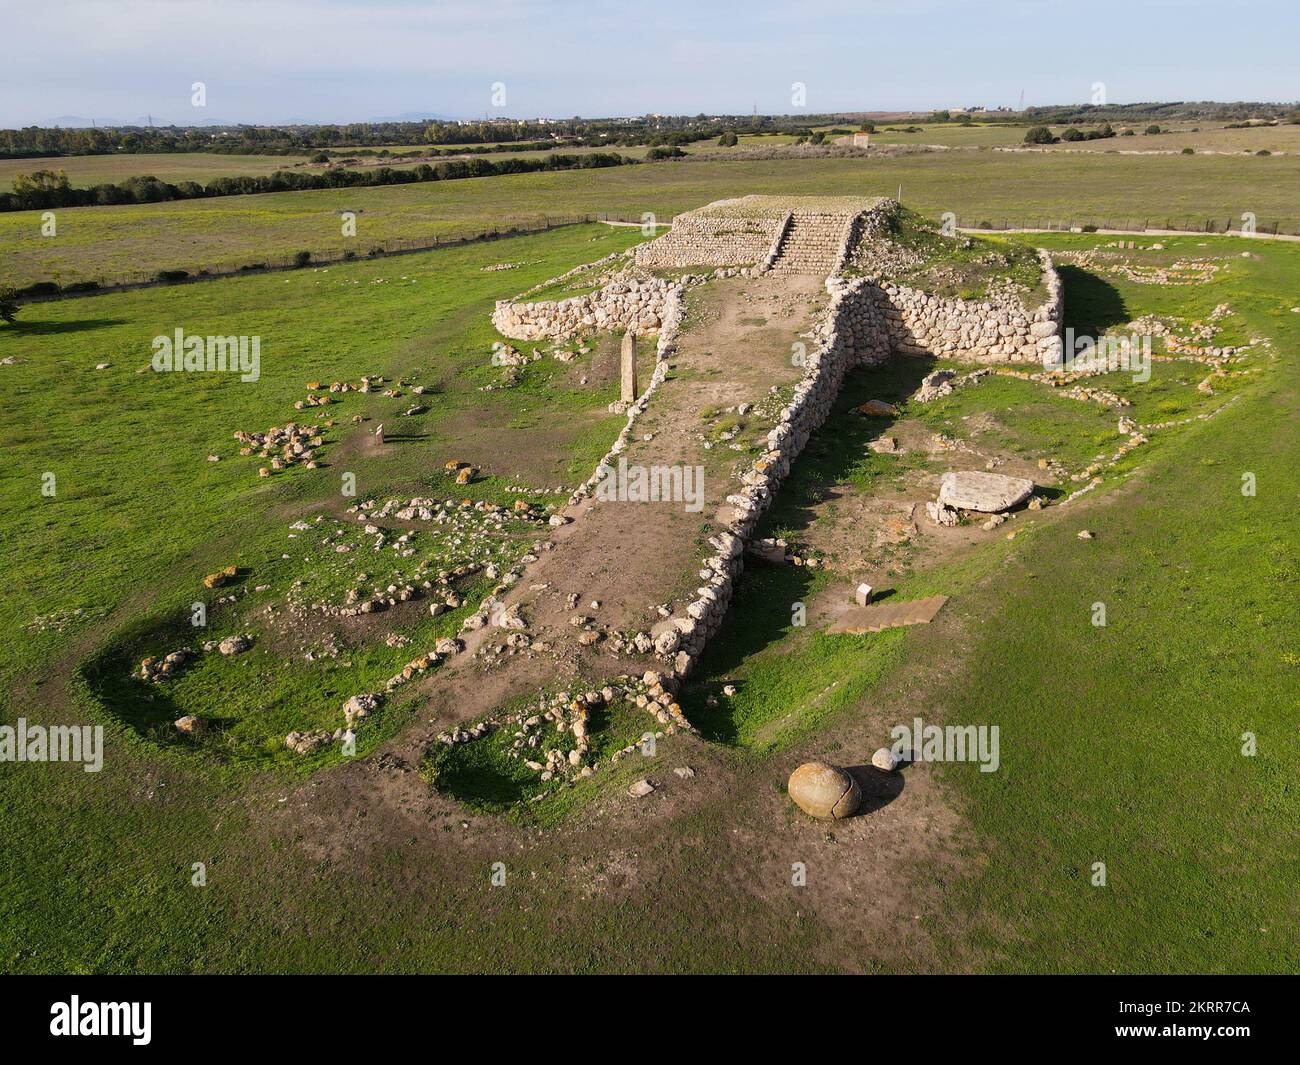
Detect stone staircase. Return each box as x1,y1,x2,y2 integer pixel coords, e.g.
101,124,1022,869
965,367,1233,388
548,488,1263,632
768,211,854,275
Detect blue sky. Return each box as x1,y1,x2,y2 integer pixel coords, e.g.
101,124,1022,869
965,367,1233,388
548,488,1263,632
3,0,1296,126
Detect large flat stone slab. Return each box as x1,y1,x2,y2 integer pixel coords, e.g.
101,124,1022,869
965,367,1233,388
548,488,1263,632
827,595,949,634
938,471,1034,513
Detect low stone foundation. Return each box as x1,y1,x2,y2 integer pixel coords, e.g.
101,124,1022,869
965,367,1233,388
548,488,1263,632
877,251,1064,364
492,270,677,339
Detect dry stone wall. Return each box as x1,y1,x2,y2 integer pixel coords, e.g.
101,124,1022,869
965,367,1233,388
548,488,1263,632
653,247,896,676
876,251,1063,364
492,269,676,339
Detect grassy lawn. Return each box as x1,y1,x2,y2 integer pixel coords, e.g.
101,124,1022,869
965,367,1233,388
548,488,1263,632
684,232,1299,971
0,222,647,772
0,222,1293,973
3,150,1296,288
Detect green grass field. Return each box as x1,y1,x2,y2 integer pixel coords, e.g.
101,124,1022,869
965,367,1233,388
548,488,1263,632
0,223,646,773
0,212,1294,972
3,150,1296,288
684,232,1299,971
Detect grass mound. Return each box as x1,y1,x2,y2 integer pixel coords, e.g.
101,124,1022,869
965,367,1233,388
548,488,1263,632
850,205,1047,305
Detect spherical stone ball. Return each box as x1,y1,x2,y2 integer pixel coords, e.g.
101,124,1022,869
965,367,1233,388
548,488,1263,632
787,761,861,820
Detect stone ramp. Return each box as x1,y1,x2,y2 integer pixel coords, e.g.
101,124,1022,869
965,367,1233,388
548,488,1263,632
826,595,949,634
417,272,828,731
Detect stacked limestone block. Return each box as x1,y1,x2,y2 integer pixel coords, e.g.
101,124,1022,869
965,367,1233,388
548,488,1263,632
634,214,784,269
768,211,859,275
492,273,676,340
876,250,1062,364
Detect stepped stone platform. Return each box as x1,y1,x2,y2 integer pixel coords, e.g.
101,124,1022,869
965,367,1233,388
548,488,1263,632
633,195,883,274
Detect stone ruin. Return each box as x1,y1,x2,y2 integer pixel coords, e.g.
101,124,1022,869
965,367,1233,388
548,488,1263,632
494,196,1062,366
484,195,1064,682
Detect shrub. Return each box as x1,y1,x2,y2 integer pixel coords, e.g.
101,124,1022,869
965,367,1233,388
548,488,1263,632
1256,149,1271,156
1061,128,1085,142
717,131,738,147
1145,124,1161,135
1181,147,1195,155
293,251,312,268
1024,126,1057,145
0,287,19,324
156,269,189,283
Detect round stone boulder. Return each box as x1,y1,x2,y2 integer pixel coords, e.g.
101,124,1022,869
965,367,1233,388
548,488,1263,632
787,761,861,820
871,746,901,772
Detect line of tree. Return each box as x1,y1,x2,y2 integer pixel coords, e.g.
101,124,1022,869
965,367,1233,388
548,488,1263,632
0,117,731,159
0,152,632,212
1022,101,1295,125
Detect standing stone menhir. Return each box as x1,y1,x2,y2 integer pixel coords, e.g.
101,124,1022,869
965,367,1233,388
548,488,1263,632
620,330,638,403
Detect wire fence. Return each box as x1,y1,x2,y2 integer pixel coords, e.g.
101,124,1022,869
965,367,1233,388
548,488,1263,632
16,209,1294,302
953,216,1294,236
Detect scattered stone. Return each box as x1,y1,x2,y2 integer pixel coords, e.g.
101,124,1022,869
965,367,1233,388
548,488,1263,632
855,583,874,606
748,537,788,564
925,499,960,527
342,693,383,726
673,766,695,779
628,779,655,798
203,565,238,589
174,715,206,736
217,634,251,656
913,369,956,403
139,648,195,682
285,730,332,755
1078,529,1095,540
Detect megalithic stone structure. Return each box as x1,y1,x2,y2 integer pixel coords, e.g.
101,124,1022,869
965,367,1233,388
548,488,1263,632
620,330,637,403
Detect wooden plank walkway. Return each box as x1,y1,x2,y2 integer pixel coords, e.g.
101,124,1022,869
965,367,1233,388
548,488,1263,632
827,595,949,634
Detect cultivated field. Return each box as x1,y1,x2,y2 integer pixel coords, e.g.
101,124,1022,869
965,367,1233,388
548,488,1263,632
0,151,316,188
3,150,1297,289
